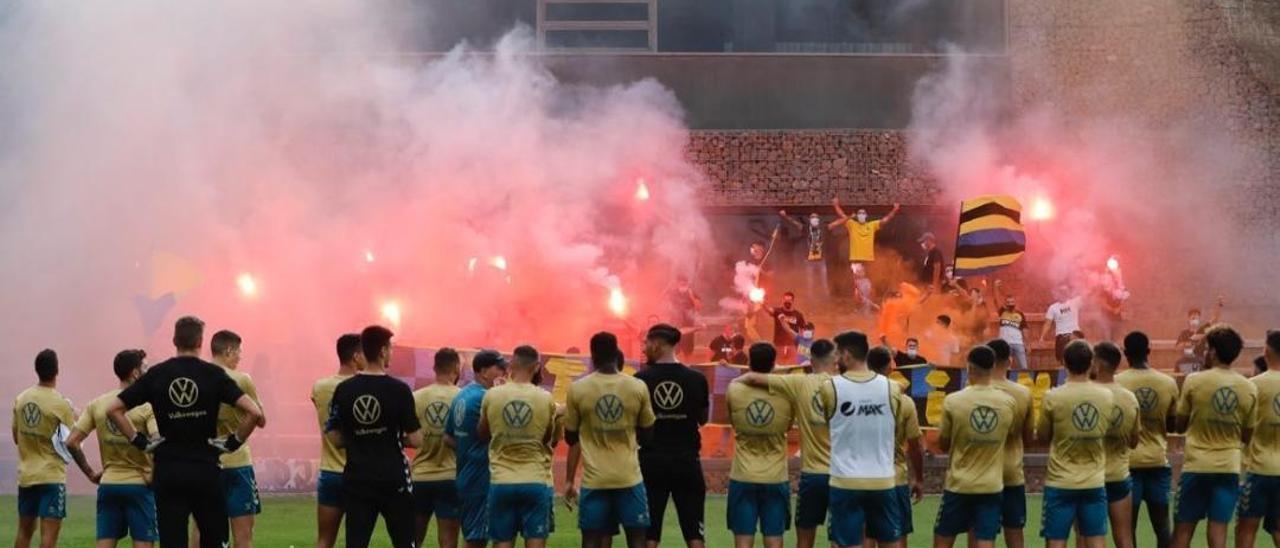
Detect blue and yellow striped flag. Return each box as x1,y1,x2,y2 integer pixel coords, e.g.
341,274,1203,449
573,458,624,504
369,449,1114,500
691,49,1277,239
954,195,1026,276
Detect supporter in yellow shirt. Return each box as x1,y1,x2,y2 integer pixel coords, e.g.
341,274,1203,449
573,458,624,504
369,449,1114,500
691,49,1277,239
829,196,900,264
310,333,362,548
1093,341,1141,548
1172,325,1257,548
986,338,1034,548
12,349,78,548
412,348,464,548
1234,330,1280,548
1115,331,1178,548
726,342,795,548
867,346,925,546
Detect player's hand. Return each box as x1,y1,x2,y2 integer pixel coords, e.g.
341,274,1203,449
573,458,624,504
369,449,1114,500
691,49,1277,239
779,209,787,217
563,486,578,511
910,480,924,504
131,433,164,453
143,472,153,487
208,434,243,454
892,202,901,210
994,279,1003,287
88,470,103,485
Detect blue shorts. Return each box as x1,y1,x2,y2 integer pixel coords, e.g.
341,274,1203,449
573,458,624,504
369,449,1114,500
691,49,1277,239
579,484,650,532
17,484,66,519
487,483,553,541
1175,472,1240,524
1002,484,1027,528
221,466,261,517
896,485,913,535
1130,467,1172,508
317,470,343,508
414,480,460,520
458,479,490,542
1041,486,1107,540
794,473,829,529
1106,478,1133,503
96,484,157,541
827,486,902,545
935,490,1002,540
726,480,790,536
1239,473,1280,533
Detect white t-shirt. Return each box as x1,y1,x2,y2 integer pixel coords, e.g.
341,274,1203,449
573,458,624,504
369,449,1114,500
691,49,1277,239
1046,297,1082,336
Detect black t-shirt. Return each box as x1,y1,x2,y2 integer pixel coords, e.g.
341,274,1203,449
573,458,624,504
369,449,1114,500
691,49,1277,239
920,248,945,284
772,307,806,346
894,352,929,368
118,356,245,464
635,362,709,462
708,335,734,361
326,374,420,492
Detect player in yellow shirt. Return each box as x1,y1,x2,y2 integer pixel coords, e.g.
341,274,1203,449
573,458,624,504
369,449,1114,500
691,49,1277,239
412,348,464,548
830,196,900,265
197,330,266,548
1092,341,1141,548
986,339,1034,548
1115,331,1178,548
1235,329,1280,548
725,342,794,548
563,332,656,548
1035,340,1114,548
734,339,841,548
12,349,79,548
935,345,1017,548
478,345,558,548
1172,325,1257,548
310,333,362,548
866,345,924,547
65,349,159,547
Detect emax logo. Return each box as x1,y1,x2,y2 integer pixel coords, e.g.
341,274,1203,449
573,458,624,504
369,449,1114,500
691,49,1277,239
838,401,886,417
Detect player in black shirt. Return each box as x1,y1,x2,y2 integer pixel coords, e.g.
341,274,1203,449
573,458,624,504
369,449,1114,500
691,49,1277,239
325,325,422,548
635,324,710,548
106,316,264,548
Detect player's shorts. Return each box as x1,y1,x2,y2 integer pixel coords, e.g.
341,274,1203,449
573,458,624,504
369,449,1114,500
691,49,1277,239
1001,484,1027,528
579,483,650,532
1106,478,1132,503
895,484,914,535
935,490,1002,540
1053,334,1074,363
1239,473,1280,533
413,480,460,520
1175,472,1240,524
726,480,790,536
1041,486,1107,540
794,472,829,529
458,479,490,542
317,470,344,508
221,466,261,518
96,484,157,541
827,486,902,546
487,483,553,542
1130,466,1172,508
17,483,66,519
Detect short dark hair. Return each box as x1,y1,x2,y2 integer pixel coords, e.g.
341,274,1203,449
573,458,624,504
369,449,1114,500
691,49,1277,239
1093,341,1122,371
1266,330,1280,356
210,330,242,357
936,315,952,327
646,323,682,346
590,332,621,370
783,291,795,299
985,339,1011,362
906,337,919,346
731,334,746,350
336,333,362,363
810,339,835,361
1188,308,1202,317
968,345,996,370
360,325,394,363
434,347,461,374
1205,324,1244,365
35,349,58,382
833,330,870,362
1063,340,1094,374
172,316,205,351
867,346,892,375
1123,331,1150,364
113,349,146,381
748,342,777,373
512,345,540,367
1254,356,1267,373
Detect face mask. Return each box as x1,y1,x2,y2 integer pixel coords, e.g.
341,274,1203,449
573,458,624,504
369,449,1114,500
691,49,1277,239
907,349,918,358
802,331,813,339
1190,318,1201,328
855,213,867,223
809,217,820,227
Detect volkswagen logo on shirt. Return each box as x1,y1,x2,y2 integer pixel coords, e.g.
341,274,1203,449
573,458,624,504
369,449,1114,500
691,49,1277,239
21,402,41,428
1212,387,1239,415
809,392,825,418
1273,394,1280,418
969,405,999,434
503,401,533,428
1135,387,1158,412
105,416,123,436
746,399,775,427
1109,406,1124,429
353,395,382,425
425,402,449,429
453,399,467,429
1071,402,1100,432
168,378,199,408
595,395,624,424
653,381,684,411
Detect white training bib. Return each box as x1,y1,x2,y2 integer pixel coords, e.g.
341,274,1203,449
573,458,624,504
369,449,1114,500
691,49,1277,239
828,373,896,481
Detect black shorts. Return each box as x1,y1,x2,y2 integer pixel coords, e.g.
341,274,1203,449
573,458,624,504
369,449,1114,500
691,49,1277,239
153,459,227,548
640,457,706,542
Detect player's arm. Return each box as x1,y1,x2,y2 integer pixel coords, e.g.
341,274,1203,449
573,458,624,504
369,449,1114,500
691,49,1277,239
778,209,803,230
1174,378,1192,434
66,410,100,483
1021,403,1035,447
697,374,711,426
400,389,423,449
106,397,142,442
880,203,902,225
937,399,953,453
734,372,771,388
907,437,924,502
324,398,345,449
477,398,492,442
828,197,850,229
563,441,582,510
244,377,267,427
230,394,264,444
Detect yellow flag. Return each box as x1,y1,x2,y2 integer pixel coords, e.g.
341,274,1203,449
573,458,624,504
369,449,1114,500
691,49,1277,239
544,358,587,405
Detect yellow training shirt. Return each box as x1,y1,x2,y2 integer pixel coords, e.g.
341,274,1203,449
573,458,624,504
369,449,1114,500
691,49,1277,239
216,368,262,469
1245,371,1280,475
311,374,352,473
1178,367,1258,474
766,373,832,474
1037,381,1113,489
992,378,1032,486
483,382,556,485
940,385,1016,494
13,386,76,486
1116,368,1178,468
844,219,882,262
1101,383,1141,482
412,384,462,482
566,372,656,489
74,390,156,485
727,381,794,484
895,391,922,486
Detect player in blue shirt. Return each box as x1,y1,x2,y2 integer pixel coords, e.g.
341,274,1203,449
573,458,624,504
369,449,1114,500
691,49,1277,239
445,350,508,548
